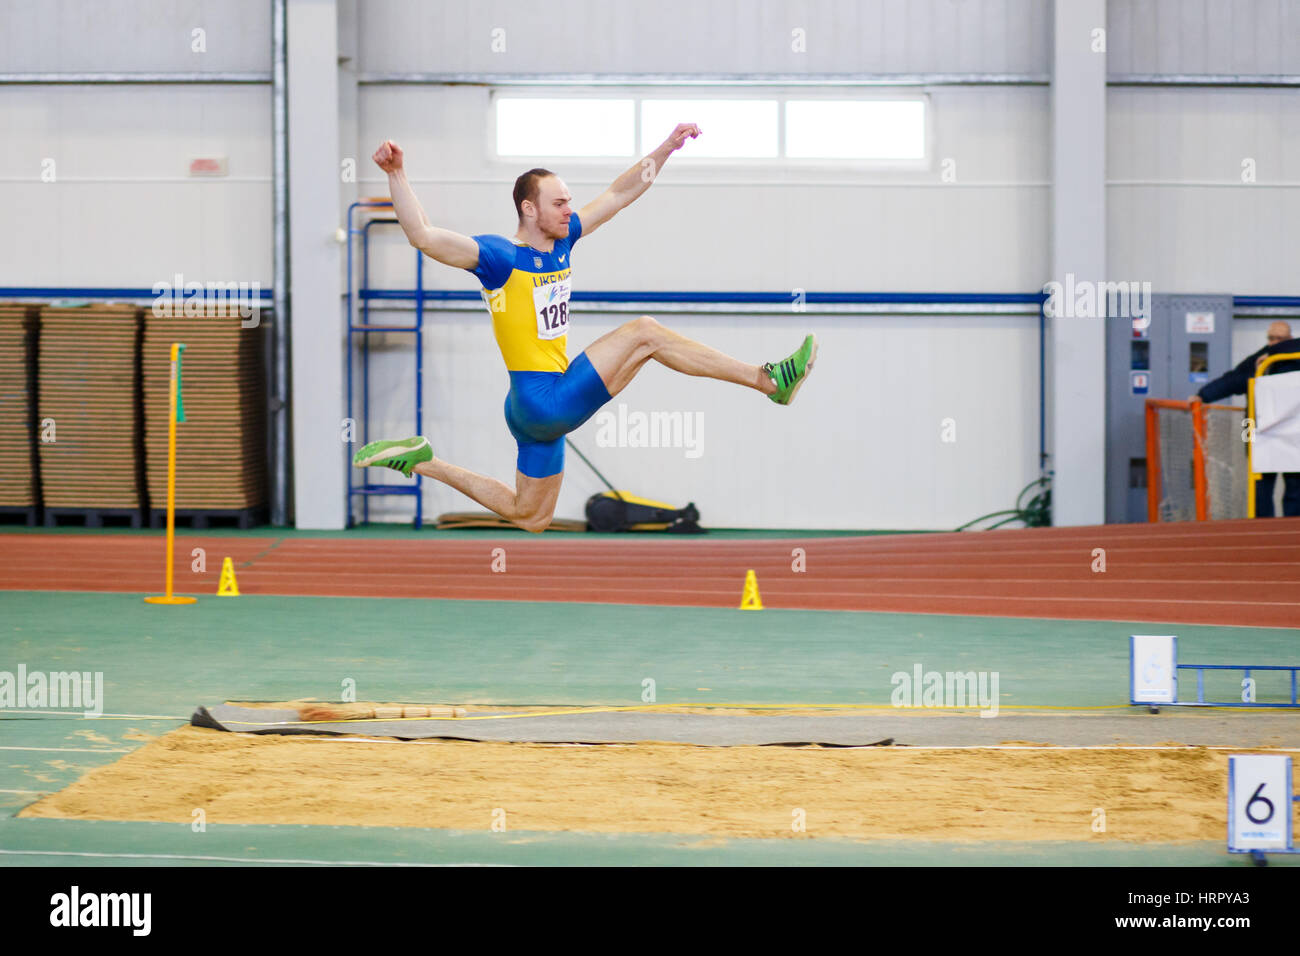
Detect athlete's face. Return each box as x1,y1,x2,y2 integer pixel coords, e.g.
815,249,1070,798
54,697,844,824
530,176,573,240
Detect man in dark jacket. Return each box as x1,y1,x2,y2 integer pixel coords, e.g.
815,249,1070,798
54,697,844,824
1196,322,1300,516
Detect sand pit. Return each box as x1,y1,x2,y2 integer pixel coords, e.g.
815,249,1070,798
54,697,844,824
20,724,1285,843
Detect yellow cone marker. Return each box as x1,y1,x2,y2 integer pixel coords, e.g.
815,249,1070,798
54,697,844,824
217,557,240,597
739,569,763,610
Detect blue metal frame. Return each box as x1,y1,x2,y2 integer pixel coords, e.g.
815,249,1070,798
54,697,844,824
1129,635,1300,708
1234,296,1300,309
358,287,1053,475
0,287,275,301
355,289,1047,306
1177,663,1300,708
7,286,1290,534
345,200,424,529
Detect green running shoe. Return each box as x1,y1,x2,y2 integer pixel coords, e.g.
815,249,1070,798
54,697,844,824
352,436,432,478
763,334,818,405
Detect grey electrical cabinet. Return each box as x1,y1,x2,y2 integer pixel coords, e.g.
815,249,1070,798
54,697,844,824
1105,294,1234,523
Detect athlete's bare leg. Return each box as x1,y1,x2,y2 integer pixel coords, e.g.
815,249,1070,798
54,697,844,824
583,315,778,398
413,458,563,533
379,316,790,530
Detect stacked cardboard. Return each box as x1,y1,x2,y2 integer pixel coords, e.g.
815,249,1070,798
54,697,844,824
36,304,143,510
142,308,267,513
0,304,39,509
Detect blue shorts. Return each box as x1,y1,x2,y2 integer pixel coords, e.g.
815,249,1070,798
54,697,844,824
504,352,613,478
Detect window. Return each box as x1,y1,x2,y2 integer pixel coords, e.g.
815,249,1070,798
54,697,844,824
785,99,927,160
495,97,634,157
493,92,929,165
640,99,778,158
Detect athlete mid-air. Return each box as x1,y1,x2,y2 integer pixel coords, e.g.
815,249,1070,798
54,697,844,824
353,123,817,532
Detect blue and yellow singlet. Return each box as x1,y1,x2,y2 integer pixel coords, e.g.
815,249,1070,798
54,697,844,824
467,215,612,478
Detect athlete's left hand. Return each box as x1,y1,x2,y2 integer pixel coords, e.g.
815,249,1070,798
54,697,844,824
663,123,701,151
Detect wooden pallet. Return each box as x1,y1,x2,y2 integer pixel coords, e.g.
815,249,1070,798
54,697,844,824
0,505,40,526
0,304,40,510
148,506,267,530
37,304,144,514
142,311,267,514
44,506,144,528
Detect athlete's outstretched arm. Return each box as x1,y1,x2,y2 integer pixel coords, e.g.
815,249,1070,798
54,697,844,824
372,140,479,270
577,123,700,237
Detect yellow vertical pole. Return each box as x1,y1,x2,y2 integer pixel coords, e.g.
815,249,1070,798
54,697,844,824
1248,377,1257,519
163,342,179,594
146,342,196,605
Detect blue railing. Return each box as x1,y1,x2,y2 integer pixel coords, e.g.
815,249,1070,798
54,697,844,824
344,200,424,529
1178,663,1300,708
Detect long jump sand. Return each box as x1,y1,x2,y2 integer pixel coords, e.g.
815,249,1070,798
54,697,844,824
19,724,1285,843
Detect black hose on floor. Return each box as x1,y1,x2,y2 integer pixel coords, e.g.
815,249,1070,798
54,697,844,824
956,476,1052,531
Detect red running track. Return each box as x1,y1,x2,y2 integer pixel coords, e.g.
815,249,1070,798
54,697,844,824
1,518,1298,627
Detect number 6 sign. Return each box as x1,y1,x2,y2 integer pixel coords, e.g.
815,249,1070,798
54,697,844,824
1228,755,1294,853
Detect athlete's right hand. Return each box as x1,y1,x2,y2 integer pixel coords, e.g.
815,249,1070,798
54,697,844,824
373,140,404,173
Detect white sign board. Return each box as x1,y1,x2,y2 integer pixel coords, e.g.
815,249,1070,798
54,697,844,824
1228,754,1292,852
1186,311,1215,334
1130,635,1177,704
1252,370,1300,473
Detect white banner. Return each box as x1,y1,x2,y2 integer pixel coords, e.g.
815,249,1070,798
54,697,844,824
1228,755,1292,852
1254,370,1300,473
1130,635,1177,704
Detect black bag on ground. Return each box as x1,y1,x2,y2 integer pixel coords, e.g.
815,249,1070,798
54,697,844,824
585,491,705,533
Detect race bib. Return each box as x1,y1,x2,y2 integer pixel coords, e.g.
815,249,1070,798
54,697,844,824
533,278,571,340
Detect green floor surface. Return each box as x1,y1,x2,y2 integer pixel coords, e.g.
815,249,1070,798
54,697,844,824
3,592,1292,867
2,592,1294,715
0,817,1279,867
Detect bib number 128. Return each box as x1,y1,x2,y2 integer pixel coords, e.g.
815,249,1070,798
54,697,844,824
539,301,567,333
533,277,571,340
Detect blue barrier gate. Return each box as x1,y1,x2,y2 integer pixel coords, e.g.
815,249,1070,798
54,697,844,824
1130,635,1300,709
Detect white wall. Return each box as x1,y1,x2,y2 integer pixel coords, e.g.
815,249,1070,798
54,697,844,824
1107,0,1300,75
5,0,1300,528
357,85,1051,293
0,85,272,287
356,0,1050,75
355,306,1041,530
0,0,272,288
351,77,1049,529
0,0,270,72
1107,88,1300,295
1105,1,1300,296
